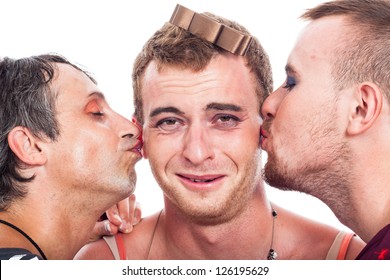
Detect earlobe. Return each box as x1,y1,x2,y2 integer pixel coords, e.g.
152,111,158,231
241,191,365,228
347,83,382,136
7,127,47,166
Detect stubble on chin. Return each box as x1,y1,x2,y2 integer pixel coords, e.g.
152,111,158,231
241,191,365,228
262,141,355,224
163,186,250,226
158,165,260,226
262,152,295,192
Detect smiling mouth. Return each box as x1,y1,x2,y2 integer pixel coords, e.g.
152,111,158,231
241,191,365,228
177,174,224,183
188,178,214,183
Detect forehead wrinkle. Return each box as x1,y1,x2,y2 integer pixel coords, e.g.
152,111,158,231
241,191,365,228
54,66,102,113
155,72,223,96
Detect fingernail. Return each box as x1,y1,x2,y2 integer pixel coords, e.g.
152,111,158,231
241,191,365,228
113,214,122,224
105,222,112,234
120,222,132,233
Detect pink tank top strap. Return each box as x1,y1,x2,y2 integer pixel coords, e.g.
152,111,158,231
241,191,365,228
115,233,127,260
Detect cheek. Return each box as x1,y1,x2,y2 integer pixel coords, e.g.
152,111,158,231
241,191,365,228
144,133,181,166
272,101,319,158
66,131,113,163
217,127,260,163
274,99,302,133
70,138,102,165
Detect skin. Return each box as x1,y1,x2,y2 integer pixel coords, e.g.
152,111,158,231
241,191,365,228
48,65,141,201
91,194,142,240
76,54,365,260
261,16,353,212
261,16,390,242
0,63,142,259
142,54,263,226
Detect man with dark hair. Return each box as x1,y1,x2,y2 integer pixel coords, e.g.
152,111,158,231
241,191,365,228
261,0,390,259
76,5,364,260
0,54,142,259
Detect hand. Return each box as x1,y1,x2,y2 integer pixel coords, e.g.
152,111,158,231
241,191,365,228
89,194,142,242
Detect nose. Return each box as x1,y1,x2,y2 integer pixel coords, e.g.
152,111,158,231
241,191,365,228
182,121,215,165
117,114,141,141
261,85,285,121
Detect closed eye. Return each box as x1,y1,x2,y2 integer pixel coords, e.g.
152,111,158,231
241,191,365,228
91,111,104,116
86,99,105,119
282,76,296,92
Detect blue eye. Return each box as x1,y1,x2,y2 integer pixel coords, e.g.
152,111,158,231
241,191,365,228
282,76,296,91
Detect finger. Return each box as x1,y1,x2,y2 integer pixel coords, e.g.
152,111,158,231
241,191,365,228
105,204,122,227
90,220,114,242
133,202,142,225
117,196,132,233
127,194,137,224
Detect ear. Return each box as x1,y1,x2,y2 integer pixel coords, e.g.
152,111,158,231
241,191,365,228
346,82,383,136
7,126,47,166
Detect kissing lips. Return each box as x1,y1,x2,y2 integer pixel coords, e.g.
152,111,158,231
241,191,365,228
260,126,268,150
131,140,143,158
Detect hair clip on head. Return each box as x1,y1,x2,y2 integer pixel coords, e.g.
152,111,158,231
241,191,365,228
169,4,253,56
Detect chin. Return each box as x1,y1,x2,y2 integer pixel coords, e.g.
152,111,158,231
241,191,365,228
178,200,240,226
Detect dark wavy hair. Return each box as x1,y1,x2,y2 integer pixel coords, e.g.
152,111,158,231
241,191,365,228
0,54,95,210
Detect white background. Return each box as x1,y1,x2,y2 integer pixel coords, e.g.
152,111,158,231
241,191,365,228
0,0,350,232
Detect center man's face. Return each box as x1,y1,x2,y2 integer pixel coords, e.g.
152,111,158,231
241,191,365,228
141,54,263,224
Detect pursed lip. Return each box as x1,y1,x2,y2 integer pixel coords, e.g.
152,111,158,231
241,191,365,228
176,173,226,191
120,140,142,171
260,125,268,150
131,140,143,158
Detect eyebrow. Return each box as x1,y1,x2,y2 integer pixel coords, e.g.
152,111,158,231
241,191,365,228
150,106,185,118
285,64,298,75
206,102,243,112
88,91,106,100
149,102,244,118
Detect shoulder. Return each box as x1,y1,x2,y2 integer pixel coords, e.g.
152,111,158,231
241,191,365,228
275,205,365,259
74,237,114,260
75,211,162,260
0,248,41,260
120,211,162,260
345,234,366,260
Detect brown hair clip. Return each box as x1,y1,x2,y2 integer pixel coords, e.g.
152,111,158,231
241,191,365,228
169,4,253,56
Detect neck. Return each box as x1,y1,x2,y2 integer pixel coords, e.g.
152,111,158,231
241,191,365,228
335,151,390,242
0,195,103,259
157,188,275,259
345,184,390,242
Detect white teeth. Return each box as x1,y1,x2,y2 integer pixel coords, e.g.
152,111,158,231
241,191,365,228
190,179,212,183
